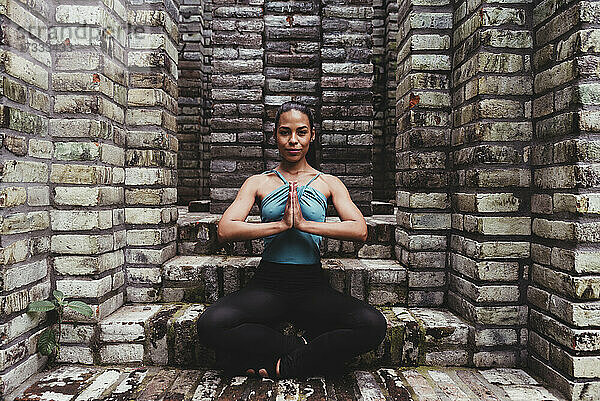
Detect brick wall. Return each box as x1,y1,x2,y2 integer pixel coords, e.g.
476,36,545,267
395,0,453,308
449,0,533,368
51,0,129,363
371,0,397,204
321,1,374,216
205,0,377,216
1,0,600,398
0,0,179,393
264,0,321,172
528,0,600,397
124,0,179,303
383,0,399,204
373,0,388,202
209,1,265,215
177,0,211,204
0,0,52,393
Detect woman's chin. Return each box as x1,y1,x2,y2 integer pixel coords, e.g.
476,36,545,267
282,153,303,161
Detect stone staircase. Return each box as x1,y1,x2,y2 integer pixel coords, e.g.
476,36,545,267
58,204,474,374
95,302,471,370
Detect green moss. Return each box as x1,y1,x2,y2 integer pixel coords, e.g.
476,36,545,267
389,325,405,364
183,286,205,303
415,318,428,365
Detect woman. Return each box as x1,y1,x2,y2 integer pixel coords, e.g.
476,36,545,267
196,101,387,380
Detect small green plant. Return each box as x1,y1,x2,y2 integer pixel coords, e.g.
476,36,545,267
27,289,93,365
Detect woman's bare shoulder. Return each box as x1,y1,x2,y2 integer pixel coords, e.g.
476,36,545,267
320,173,343,186
246,173,269,188
318,173,346,198
322,173,352,195
246,172,274,201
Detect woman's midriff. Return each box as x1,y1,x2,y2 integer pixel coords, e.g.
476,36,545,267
248,259,327,294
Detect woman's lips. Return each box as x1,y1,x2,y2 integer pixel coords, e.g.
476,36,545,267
287,149,301,154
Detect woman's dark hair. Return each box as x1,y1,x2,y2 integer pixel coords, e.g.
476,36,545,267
274,101,315,134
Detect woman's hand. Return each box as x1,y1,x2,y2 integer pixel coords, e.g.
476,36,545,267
281,182,293,230
292,182,308,230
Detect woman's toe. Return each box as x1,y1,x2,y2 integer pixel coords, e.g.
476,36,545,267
246,369,255,376
258,368,268,378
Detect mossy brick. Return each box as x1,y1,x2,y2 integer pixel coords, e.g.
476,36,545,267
0,76,26,103
530,309,600,352
534,60,576,94
451,253,520,281
125,243,177,266
53,142,100,161
144,304,183,365
0,259,47,292
323,6,374,19
0,211,49,235
213,6,262,18
50,164,112,185
56,276,112,299
50,209,112,231
51,233,114,255
1,107,48,135
0,50,49,90
53,252,123,277
211,32,263,46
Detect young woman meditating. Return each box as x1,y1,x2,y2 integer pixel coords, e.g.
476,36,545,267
196,101,387,379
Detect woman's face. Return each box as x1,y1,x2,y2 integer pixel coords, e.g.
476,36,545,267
274,109,315,162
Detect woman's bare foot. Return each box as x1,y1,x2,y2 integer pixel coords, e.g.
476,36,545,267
258,358,281,378
246,368,255,376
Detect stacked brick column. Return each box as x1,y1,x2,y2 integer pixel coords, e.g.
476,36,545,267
177,0,212,205
395,0,452,307
528,0,600,397
209,2,264,215
0,0,52,394
383,0,399,204
125,1,179,302
50,0,129,363
263,0,321,169
372,0,398,204
320,1,374,217
449,0,532,367
372,0,387,202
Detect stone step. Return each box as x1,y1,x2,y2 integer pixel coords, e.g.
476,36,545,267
157,255,408,306
372,200,395,215
59,303,473,370
7,365,567,401
188,199,210,212
177,207,396,259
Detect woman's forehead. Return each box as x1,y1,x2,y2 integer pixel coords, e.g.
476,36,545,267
279,109,310,126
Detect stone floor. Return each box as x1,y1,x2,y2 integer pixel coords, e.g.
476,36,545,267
6,364,567,400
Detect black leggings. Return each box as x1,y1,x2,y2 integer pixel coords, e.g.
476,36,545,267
196,259,387,378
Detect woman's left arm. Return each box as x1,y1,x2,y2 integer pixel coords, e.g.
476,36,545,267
293,175,368,242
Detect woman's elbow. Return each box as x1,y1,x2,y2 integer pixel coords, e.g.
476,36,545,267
359,224,368,242
216,222,228,243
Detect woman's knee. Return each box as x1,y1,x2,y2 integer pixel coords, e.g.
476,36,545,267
196,306,236,345
358,307,388,347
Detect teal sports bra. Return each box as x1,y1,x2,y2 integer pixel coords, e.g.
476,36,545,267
259,169,328,264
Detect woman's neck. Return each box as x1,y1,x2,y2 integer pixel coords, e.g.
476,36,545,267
278,158,312,175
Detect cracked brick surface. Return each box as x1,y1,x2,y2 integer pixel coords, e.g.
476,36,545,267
7,365,566,401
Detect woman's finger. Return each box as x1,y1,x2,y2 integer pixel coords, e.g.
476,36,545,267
293,183,300,218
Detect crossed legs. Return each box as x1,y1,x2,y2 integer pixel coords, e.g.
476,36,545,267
279,285,387,378
196,284,297,377
196,282,387,379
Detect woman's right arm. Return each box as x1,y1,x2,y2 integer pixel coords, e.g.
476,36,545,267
217,175,292,243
